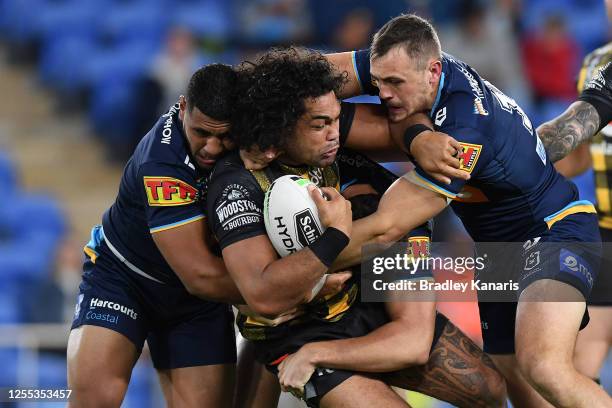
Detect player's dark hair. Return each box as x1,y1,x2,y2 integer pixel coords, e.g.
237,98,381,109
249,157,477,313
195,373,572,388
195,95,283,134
371,14,441,69
232,47,347,151
186,63,237,121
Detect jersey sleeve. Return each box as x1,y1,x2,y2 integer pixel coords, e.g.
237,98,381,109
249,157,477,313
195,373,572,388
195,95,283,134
138,162,205,234
207,169,266,250
351,49,379,95
412,94,491,199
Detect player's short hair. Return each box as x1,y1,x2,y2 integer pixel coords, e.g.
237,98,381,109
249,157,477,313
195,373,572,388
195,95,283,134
371,14,441,69
232,47,347,150
186,63,236,121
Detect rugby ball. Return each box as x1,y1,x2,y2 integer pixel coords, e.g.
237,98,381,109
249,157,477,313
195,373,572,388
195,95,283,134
264,175,326,257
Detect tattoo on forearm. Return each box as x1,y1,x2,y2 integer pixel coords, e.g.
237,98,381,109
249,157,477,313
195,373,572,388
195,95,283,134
383,320,505,408
537,101,600,163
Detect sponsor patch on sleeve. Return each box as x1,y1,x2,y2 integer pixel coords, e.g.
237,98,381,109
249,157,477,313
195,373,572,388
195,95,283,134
216,184,263,231
458,143,482,173
143,176,198,206
408,236,431,259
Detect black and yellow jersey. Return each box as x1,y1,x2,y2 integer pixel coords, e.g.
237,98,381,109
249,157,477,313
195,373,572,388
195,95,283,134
206,102,431,341
578,42,612,230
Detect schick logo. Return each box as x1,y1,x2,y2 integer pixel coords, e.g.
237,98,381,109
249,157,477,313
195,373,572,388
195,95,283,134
295,209,321,247
89,298,138,320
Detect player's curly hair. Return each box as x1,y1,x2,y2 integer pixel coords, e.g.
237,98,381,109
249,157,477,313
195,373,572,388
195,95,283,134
232,47,347,151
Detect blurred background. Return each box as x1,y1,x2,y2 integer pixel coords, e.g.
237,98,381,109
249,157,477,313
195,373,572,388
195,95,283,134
0,0,610,406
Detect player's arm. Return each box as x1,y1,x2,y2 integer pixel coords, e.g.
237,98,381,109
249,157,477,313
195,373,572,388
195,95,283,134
538,62,612,162
554,143,592,178
210,173,352,317
537,101,600,162
278,300,436,395
333,178,447,270
153,219,244,303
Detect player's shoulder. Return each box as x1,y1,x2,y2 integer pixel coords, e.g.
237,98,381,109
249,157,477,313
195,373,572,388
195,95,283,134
209,151,252,182
583,42,612,67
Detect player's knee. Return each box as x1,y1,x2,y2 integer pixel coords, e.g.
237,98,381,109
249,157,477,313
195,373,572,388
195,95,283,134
517,355,569,397
69,373,128,408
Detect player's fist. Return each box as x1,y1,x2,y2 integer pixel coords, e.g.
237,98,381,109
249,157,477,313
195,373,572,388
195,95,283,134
309,186,352,238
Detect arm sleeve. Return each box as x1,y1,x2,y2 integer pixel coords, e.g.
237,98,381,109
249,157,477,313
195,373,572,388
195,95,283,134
352,49,379,95
138,162,205,233
207,170,267,249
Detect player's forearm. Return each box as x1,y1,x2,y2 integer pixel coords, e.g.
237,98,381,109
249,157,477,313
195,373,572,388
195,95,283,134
187,257,245,303
255,250,327,315
306,320,432,372
537,101,600,162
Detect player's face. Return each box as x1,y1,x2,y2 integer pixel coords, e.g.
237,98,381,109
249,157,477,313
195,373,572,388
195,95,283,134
283,91,341,168
179,96,234,169
371,46,440,122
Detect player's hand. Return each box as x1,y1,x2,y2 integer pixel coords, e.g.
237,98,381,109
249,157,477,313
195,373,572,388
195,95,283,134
309,186,352,237
312,271,352,301
239,146,280,170
278,346,318,400
411,131,470,185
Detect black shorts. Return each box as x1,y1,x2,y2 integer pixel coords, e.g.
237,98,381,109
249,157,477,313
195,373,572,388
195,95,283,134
71,240,236,369
589,226,612,306
256,302,448,407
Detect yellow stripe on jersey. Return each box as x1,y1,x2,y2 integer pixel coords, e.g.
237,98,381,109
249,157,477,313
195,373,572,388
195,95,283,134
405,171,458,199
544,203,597,229
83,245,98,263
150,214,205,234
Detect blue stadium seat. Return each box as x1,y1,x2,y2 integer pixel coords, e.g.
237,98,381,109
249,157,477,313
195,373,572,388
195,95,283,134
0,151,18,196
171,0,232,39
0,348,19,386
83,41,159,88
38,353,67,387
38,36,98,92
99,4,169,45
34,1,105,45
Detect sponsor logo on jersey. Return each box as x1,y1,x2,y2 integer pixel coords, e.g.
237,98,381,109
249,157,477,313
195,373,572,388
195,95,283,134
408,236,430,258
458,143,482,173
560,249,594,289
144,177,198,206
295,209,322,247
216,184,261,231
160,103,179,144
89,297,138,320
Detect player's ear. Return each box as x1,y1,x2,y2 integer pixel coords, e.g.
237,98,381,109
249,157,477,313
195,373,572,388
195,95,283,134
428,59,442,85
178,95,187,119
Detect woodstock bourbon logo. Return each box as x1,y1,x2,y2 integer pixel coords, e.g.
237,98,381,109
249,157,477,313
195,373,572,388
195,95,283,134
144,177,198,206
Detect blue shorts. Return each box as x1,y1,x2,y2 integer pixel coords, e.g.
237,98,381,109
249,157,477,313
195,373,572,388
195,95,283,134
71,239,236,369
479,211,601,354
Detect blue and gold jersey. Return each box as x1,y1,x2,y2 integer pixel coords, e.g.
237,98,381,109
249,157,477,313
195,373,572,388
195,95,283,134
100,102,209,285
412,54,595,241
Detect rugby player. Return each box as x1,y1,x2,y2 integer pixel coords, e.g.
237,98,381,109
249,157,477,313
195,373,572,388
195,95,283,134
547,0,612,390
331,14,612,407
207,47,507,408
68,65,245,408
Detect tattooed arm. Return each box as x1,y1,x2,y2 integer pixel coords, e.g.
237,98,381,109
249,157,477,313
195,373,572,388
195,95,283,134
384,319,507,408
537,101,600,163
